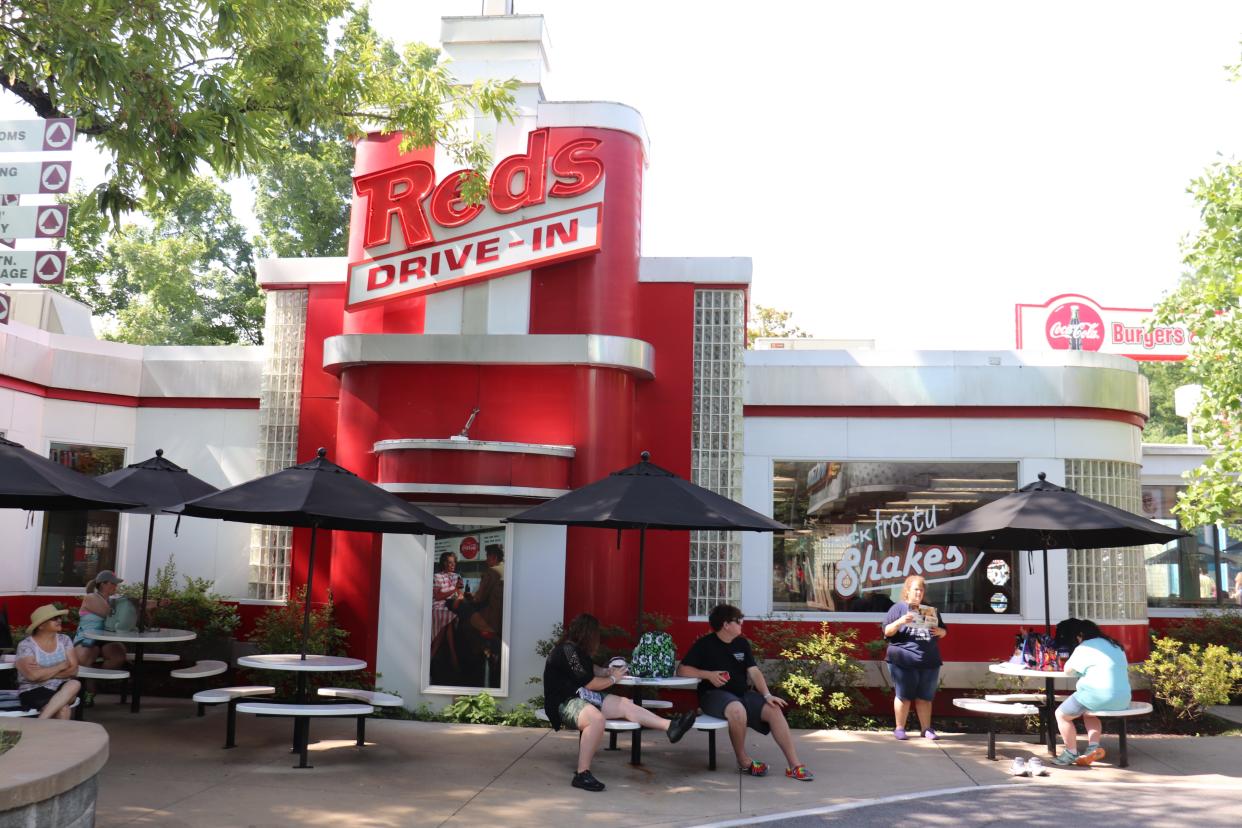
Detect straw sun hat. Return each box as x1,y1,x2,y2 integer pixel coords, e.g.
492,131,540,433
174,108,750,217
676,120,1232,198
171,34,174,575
27,604,69,635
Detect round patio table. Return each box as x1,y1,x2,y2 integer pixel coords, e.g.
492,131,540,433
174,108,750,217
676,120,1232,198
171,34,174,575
988,662,1073,754
90,627,196,713
615,674,697,689
237,654,369,767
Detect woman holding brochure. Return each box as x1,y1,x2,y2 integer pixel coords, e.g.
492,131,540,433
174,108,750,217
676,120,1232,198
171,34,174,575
882,575,948,740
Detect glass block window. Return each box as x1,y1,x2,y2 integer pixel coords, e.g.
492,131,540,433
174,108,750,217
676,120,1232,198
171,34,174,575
1064,459,1147,620
689,289,746,617
247,289,308,600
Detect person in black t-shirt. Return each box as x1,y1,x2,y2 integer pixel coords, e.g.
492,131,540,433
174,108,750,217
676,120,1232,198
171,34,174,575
677,604,814,782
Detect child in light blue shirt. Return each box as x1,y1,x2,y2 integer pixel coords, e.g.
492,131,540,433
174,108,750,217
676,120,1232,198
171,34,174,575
1054,619,1131,766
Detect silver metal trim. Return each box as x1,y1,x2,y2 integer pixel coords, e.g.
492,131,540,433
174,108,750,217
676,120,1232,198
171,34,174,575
324,334,655,378
379,483,570,499
744,350,1148,417
375,438,575,458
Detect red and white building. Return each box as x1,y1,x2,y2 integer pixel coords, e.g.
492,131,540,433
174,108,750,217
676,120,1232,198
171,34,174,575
1,9,1229,706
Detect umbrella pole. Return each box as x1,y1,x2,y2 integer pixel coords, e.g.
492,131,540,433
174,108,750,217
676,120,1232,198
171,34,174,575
300,525,320,662
1042,548,1051,636
139,514,155,632
636,527,646,637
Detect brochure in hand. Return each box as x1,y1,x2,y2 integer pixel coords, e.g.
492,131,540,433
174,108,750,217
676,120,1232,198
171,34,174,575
906,604,939,632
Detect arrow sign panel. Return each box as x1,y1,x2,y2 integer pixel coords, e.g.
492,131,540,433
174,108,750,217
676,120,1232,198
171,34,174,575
0,250,67,284
0,194,16,248
0,160,72,195
0,292,9,325
0,118,76,152
0,204,69,239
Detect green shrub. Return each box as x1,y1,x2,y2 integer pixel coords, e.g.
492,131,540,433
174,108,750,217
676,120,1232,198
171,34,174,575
443,692,501,724
758,622,865,728
1137,636,1242,721
501,702,544,728
1160,607,1242,655
249,586,348,657
119,557,239,650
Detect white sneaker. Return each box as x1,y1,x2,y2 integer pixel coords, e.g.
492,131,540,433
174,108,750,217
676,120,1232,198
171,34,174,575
1026,756,1047,776
1009,757,1029,776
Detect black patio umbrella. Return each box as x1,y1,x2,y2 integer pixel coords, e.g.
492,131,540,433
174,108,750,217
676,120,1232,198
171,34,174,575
95,449,220,630
181,448,456,660
918,472,1187,633
0,435,142,511
506,451,788,632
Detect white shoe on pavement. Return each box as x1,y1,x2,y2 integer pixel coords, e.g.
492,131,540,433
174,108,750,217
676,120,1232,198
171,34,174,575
1026,756,1047,776
1009,757,1029,776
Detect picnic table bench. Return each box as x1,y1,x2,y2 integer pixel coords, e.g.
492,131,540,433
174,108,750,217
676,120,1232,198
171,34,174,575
536,709,729,768
234,701,375,768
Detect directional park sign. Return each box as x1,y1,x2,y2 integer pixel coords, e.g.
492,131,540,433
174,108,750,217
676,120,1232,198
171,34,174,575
0,204,68,239
0,118,76,153
0,160,71,195
0,250,66,284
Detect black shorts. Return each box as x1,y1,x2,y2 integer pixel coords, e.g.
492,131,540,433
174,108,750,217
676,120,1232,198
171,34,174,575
701,688,771,735
19,686,58,711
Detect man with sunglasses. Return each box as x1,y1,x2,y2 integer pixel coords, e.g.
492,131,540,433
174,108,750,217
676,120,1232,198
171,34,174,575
677,604,814,781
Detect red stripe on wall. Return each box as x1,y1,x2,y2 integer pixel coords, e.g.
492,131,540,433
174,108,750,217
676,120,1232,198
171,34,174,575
0,375,258,409
742,405,1146,428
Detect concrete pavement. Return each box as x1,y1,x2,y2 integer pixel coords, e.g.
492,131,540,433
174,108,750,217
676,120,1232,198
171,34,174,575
79,697,1242,827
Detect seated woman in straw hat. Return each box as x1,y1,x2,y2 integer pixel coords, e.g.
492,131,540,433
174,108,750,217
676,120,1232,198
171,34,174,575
15,604,81,719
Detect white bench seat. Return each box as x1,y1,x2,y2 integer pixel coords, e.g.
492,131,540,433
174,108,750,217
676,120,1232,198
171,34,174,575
171,660,227,679
1089,701,1153,767
77,666,130,680
691,714,729,770
125,652,179,662
984,693,1070,704
640,699,672,710
193,685,274,714
236,702,374,717
954,697,1041,761
317,687,402,707
233,701,376,768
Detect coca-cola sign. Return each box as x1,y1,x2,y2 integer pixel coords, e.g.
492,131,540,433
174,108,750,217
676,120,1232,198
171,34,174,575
1016,293,1191,360
1044,301,1104,351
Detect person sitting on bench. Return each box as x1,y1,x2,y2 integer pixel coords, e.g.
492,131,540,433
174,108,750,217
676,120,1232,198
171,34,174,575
543,613,696,792
1053,618,1131,766
15,605,81,719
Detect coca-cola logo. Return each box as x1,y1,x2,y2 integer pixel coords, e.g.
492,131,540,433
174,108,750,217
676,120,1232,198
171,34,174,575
1045,302,1103,351
459,537,480,560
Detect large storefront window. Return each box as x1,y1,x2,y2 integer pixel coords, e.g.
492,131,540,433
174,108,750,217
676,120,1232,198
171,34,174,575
1142,484,1237,608
38,443,126,588
428,527,506,690
772,461,1021,614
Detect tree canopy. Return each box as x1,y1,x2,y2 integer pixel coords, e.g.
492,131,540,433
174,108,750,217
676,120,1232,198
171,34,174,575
58,177,264,344
747,305,813,346
1138,360,1192,445
1152,158,1242,527
0,1,516,219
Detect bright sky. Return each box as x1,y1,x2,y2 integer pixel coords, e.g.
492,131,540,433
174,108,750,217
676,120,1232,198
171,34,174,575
367,0,1242,349
8,1,1242,350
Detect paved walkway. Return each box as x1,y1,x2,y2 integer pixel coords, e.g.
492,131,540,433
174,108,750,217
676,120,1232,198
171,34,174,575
82,697,1242,827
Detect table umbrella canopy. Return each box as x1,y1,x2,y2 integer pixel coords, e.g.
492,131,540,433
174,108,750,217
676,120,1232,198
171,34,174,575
95,449,221,631
918,472,1187,632
507,451,786,632
0,435,141,511
506,452,787,532
95,449,219,514
916,473,1187,551
180,448,456,535
181,448,455,662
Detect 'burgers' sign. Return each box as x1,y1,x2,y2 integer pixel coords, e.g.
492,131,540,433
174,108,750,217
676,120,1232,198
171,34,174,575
347,129,605,309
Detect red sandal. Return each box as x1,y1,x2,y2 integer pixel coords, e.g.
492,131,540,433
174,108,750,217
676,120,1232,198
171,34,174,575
738,760,768,777
785,764,814,781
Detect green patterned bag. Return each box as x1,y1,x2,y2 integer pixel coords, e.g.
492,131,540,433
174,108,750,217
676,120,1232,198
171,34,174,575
630,631,675,677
